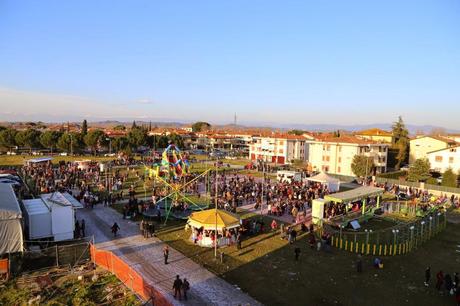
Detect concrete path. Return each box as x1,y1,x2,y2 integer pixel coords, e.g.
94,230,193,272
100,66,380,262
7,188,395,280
77,205,262,306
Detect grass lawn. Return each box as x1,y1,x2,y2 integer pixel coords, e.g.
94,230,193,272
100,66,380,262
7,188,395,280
156,209,460,306
0,154,116,167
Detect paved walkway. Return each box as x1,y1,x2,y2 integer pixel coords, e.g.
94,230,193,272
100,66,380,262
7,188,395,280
77,205,262,306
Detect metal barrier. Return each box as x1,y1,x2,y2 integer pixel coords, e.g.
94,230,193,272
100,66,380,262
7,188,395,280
90,244,171,306
325,210,446,256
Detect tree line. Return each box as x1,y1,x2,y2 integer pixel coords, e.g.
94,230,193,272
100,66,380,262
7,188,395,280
0,120,184,155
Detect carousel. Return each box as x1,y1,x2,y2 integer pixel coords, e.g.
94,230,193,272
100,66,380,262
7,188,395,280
187,209,241,248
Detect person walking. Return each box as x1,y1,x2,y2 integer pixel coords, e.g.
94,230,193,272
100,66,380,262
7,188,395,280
236,232,242,250
111,222,120,237
149,221,155,237
436,270,444,291
163,245,169,264
140,220,145,238
424,267,431,287
75,220,80,239
294,247,301,261
172,275,183,300
182,278,190,300
81,219,86,237
356,254,363,273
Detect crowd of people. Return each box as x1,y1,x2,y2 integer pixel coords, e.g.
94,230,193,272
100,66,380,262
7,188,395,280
208,172,332,222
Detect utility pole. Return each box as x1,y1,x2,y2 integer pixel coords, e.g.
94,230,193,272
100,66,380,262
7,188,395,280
214,156,218,258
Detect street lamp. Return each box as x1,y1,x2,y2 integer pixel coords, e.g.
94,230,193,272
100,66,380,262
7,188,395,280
420,221,425,242
429,216,433,238
409,225,415,249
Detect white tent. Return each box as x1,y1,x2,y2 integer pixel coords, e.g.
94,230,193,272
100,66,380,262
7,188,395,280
22,198,52,239
23,192,77,241
306,172,341,192
0,184,24,255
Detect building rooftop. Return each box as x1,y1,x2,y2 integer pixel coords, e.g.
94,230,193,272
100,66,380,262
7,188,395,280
355,128,393,137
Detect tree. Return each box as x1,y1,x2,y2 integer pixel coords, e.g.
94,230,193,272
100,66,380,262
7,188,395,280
442,168,458,187
112,136,129,152
169,133,184,148
84,130,105,155
351,155,374,177
191,121,211,132
392,116,409,169
127,128,147,150
113,125,126,131
156,135,170,149
0,128,17,150
40,131,62,153
57,132,83,154
287,129,304,136
132,120,138,129
81,119,88,136
407,158,431,182
15,129,41,153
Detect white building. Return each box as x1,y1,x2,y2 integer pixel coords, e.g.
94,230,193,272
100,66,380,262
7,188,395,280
427,146,460,174
409,136,457,164
306,136,389,176
249,134,312,164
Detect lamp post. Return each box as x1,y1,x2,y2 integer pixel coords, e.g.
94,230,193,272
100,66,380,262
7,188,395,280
106,137,112,155
420,221,425,242
409,225,414,249
436,212,441,233
214,155,218,258
429,216,433,238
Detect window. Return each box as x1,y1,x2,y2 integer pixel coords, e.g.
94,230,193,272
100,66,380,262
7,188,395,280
449,157,454,163
338,146,342,152
337,166,341,173
435,156,443,162
279,149,283,153
326,156,330,162
338,157,342,163
327,145,331,151
279,141,284,145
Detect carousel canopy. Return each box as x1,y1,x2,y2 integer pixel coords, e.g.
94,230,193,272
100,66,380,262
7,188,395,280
188,209,240,230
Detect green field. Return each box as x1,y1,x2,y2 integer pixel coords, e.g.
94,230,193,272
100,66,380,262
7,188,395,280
0,155,116,167
155,209,460,306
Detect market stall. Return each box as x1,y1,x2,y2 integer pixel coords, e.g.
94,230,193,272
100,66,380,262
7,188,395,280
187,209,240,248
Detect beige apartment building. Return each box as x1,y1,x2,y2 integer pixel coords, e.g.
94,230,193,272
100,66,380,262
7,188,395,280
307,136,389,176
409,136,457,164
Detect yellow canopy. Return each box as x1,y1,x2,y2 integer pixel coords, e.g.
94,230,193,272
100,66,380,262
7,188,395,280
188,209,240,230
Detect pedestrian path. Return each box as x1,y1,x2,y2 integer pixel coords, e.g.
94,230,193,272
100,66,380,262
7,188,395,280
77,206,262,306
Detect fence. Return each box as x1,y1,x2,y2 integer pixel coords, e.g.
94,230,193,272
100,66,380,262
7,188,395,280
90,243,171,306
0,258,8,280
374,176,460,195
325,210,447,256
9,240,91,276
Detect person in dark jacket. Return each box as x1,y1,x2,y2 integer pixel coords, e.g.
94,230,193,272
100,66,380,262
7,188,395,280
424,267,431,287
172,275,183,300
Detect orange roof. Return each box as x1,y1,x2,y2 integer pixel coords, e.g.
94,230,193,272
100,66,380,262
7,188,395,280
313,135,386,145
355,128,393,137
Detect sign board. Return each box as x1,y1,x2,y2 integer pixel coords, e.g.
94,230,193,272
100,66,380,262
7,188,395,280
350,220,361,230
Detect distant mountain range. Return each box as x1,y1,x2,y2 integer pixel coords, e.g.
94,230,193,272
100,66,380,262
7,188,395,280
2,119,458,135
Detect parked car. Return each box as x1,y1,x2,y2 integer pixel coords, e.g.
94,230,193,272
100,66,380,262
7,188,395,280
6,151,17,155
59,152,68,156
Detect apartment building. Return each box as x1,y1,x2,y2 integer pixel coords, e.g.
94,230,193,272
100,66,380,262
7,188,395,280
249,134,310,164
427,146,460,173
409,136,457,164
307,136,389,176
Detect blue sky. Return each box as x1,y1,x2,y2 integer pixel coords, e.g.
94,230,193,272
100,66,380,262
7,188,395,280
0,0,459,128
